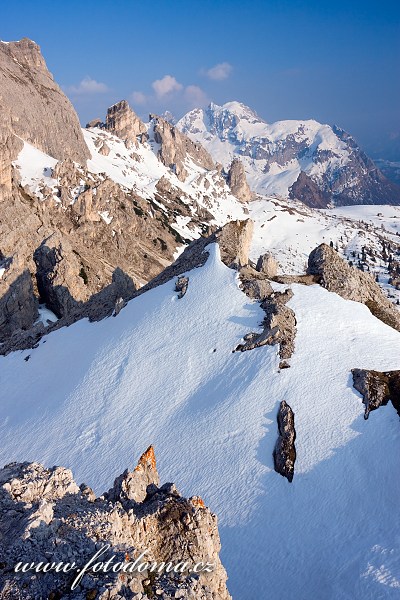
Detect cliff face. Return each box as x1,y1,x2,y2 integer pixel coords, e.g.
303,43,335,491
0,448,231,599
0,38,89,163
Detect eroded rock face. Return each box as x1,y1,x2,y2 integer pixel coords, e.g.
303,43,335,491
308,244,400,332
34,238,90,318
352,368,400,419
216,219,253,268
289,171,332,208
256,252,278,278
0,39,89,163
0,449,231,600
0,264,38,342
151,115,215,182
273,400,296,482
227,158,252,202
105,100,147,148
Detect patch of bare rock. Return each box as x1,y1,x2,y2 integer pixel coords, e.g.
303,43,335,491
308,243,400,332
0,447,231,600
273,401,297,482
352,369,400,419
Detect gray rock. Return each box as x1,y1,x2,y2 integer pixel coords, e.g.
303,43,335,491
273,400,296,482
308,243,400,332
352,368,400,419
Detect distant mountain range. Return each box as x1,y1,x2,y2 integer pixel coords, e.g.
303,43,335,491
178,101,400,207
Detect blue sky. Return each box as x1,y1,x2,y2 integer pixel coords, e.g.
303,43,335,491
1,0,399,159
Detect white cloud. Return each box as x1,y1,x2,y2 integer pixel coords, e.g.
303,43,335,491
67,76,109,95
205,62,233,81
152,75,183,98
184,85,209,109
132,91,147,105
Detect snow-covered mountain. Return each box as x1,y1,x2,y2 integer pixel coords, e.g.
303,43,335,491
178,101,400,207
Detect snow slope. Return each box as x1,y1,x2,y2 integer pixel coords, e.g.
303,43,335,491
1,244,400,599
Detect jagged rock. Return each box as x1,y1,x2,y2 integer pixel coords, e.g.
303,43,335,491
239,265,274,300
235,325,280,352
0,449,231,599
256,252,279,278
352,368,400,419
0,39,89,163
151,115,215,182
175,276,189,298
289,171,332,208
86,118,104,129
98,141,110,156
33,238,90,318
105,100,147,148
273,400,296,482
216,219,254,268
308,243,400,332
107,446,160,504
0,264,38,342
226,158,252,202
261,289,297,359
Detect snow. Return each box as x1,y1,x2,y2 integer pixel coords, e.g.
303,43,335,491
1,244,400,599
177,102,351,198
0,268,5,280
35,305,58,326
12,140,58,199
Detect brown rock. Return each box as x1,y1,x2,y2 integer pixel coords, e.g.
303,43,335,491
308,243,400,332
256,252,279,278
105,100,146,148
216,219,254,268
273,400,296,482
227,158,252,202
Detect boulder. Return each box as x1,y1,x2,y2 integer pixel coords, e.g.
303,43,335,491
227,158,253,202
256,252,279,278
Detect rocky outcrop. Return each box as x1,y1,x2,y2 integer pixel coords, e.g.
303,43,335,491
235,287,296,360
226,158,252,202
289,171,332,208
34,238,90,318
0,450,231,599
308,244,400,332
151,115,215,182
0,39,89,163
256,252,278,278
273,400,296,482
0,264,38,342
216,219,253,268
175,276,189,298
352,369,400,419
105,100,147,148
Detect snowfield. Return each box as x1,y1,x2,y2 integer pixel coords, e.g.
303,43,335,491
1,244,400,599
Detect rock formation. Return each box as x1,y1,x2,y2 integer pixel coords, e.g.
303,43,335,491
0,448,231,599
273,400,296,482
308,244,400,332
256,252,278,278
216,219,254,268
175,276,189,299
151,115,215,182
105,100,147,147
226,158,252,202
352,369,400,419
0,39,89,163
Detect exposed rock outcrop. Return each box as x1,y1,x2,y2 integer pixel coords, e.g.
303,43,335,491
227,158,252,202
216,219,253,268
289,171,332,208
273,400,296,482
308,244,400,332
0,450,231,600
352,368,400,419
256,252,278,278
175,276,189,298
151,115,215,182
105,100,147,148
0,39,89,163
0,265,38,342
